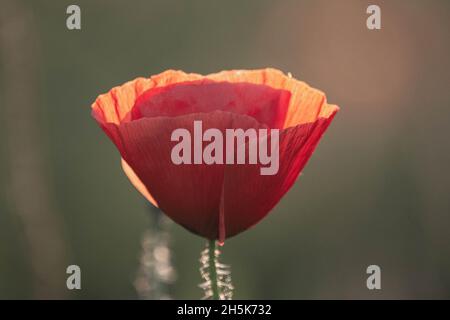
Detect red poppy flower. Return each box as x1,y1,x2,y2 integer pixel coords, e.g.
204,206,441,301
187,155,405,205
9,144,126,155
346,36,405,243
91,69,338,243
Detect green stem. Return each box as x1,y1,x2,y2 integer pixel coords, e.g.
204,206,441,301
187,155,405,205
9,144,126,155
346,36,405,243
208,239,220,300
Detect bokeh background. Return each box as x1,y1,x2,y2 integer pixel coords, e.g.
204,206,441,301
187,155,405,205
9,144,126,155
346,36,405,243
1,0,450,299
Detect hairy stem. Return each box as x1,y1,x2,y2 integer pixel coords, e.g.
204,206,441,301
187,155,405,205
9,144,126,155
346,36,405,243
199,240,233,300
208,240,220,300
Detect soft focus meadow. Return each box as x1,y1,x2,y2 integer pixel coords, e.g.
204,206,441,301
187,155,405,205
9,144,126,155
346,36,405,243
1,0,450,299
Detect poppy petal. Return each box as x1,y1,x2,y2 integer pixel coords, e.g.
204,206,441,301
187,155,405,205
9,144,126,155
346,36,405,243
132,80,291,129
115,111,267,239
221,113,337,240
206,68,337,128
121,158,158,207
91,70,202,125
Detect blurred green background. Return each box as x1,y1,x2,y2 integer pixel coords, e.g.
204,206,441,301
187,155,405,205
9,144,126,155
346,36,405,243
1,0,450,299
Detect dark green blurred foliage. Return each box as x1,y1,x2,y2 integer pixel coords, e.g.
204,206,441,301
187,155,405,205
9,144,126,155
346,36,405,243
1,0,450,299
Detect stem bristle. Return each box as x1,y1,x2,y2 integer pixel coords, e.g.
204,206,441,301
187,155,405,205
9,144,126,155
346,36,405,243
199,240,233,300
